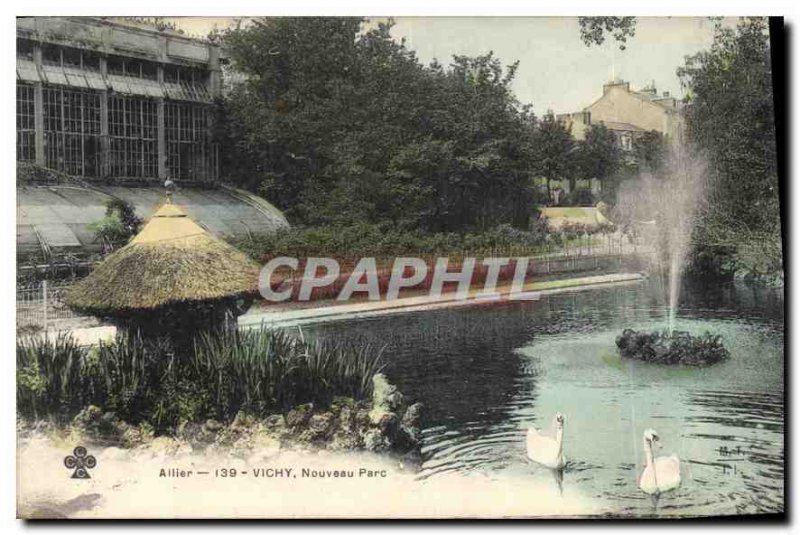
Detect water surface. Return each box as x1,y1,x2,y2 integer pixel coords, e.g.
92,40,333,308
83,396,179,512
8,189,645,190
309,278,784,517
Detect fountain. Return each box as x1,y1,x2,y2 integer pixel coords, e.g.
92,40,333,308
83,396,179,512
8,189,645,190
614,144,709,331
613,145,730,365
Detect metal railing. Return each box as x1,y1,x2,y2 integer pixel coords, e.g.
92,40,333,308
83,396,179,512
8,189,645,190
16,280,82,329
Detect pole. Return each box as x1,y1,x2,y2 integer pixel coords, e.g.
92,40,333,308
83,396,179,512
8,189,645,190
42,280,48,331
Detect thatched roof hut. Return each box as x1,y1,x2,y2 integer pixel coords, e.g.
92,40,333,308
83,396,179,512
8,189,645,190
65,203,261,318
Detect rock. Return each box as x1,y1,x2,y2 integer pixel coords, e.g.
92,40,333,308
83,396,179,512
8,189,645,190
401,402,424,429
204,419,223,432
292,413,337,444
231,411,257,430
329,430,364,451
121,425,148,448
338,406,356,433
230,423,281,458
362,429,391,453
355,409,372,429
141,436,192,458
377,412,400,439
251,430,281,452
392,426,421,453
330,396,357,412
374,374,404,409
72,405,103,430
308,413,337,437
178,422,215,448
263,414,286,431
286,403,314,428
369,374,404,424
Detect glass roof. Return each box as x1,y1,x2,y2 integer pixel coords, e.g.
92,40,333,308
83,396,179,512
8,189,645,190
17,184,288,265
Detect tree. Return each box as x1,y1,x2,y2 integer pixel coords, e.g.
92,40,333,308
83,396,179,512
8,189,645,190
219,18,542,232
578,17,637,50
632,130,667,173
533,115,576,201
677,17,781,278
576,123,620,188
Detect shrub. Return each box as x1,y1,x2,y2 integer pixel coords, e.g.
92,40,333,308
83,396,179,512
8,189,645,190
17,162,75,185
615,329,729,366
563,188,596,206
16,328,384,433
229,222,551,263
89,199,143,251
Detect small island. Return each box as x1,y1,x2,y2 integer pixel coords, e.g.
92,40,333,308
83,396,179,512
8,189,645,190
616,329,729,366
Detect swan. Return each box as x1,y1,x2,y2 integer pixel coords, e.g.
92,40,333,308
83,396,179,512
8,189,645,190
639,428,681,495
526,413,565,469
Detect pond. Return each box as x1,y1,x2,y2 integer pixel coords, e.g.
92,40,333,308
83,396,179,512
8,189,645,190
308,277,784,517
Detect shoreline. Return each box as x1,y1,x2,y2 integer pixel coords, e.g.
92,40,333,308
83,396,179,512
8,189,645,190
242,272,645,327
33,272,645,345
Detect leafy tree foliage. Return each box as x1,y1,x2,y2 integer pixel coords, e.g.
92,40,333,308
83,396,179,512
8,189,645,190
532,114,576,197
678,17,781,279
632,130,667,173
219,18,541,232
578,17,637,50
576,123,621,184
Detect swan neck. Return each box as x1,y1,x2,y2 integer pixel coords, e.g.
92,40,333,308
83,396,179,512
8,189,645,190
644,441,655,467
555,427,564,451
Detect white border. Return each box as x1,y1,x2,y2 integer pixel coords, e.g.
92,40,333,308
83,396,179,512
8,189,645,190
2,2,796,533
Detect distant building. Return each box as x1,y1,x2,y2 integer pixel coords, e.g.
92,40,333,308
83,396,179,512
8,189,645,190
557,79,685,153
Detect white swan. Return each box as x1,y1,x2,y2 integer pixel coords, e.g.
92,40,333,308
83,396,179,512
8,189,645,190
639,428,681,495
526,413,565,469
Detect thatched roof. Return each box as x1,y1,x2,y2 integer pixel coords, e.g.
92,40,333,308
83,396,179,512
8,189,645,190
65,202,261,315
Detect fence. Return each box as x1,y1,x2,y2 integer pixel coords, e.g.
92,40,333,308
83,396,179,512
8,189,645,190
16,280,83,329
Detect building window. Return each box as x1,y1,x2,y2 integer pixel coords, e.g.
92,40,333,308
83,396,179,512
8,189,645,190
82,50,101,72
165,101,217,181
620,134,632,152
63,47,82,69
107,55,126,76
16,84,36,162
43,87,102,177
41,43,62,66
164,65,207,85
109,95,158,179
107,55,159,80
17,38,34,61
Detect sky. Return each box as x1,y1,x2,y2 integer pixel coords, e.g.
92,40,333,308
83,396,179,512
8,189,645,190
166,16,731,116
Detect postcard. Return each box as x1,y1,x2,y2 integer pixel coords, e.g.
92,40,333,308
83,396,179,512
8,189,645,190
15,15,784,519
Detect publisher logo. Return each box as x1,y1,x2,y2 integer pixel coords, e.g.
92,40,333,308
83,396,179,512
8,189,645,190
64,446,97,479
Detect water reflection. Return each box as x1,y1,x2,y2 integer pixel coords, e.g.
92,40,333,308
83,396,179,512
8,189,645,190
308,280,783,516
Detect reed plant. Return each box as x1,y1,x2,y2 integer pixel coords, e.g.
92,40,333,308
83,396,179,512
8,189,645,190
16,327,384,433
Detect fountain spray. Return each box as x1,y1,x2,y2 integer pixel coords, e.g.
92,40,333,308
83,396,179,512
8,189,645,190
614,143,709,332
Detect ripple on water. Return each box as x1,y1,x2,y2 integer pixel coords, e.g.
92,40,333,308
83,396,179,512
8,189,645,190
308,280,783,517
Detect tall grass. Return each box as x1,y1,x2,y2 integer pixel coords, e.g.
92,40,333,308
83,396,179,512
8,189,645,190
17,327,384,432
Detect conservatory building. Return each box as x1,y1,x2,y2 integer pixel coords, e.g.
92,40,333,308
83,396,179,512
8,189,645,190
16,17,289,276
16,16,222,182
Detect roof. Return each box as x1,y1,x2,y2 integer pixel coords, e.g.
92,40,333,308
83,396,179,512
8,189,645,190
17,184,288,267
539,207,611,231
599,121,647,133
63,203,262,314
